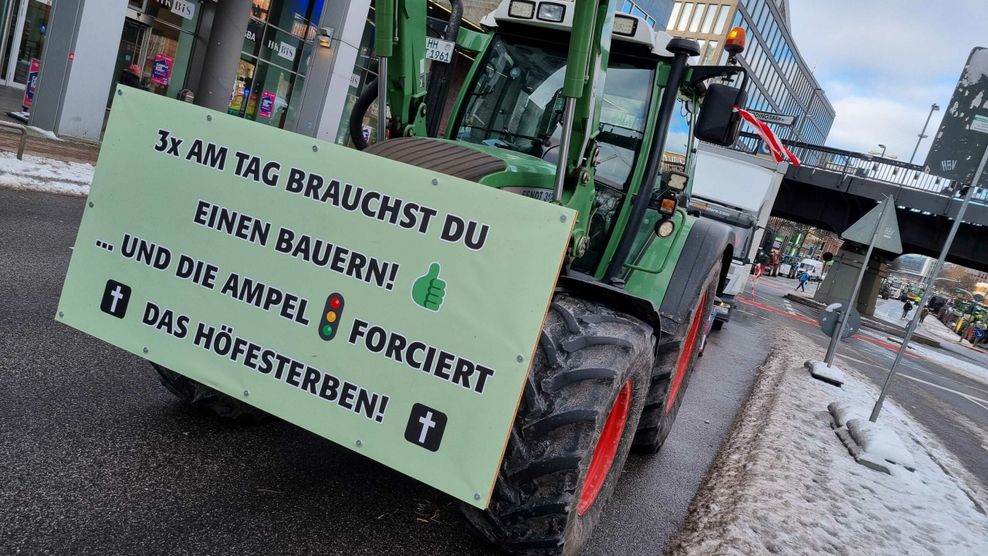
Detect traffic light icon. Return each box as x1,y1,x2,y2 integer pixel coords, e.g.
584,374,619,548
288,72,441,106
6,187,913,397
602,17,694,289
318,293,345,341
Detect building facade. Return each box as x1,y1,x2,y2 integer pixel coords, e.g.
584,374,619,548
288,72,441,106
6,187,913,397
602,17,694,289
620,1,675,29
666,0,835,145
16,0,377,142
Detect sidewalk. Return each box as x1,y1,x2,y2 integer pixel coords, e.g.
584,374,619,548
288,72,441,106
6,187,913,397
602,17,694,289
0,85,99,165
669,328,988,554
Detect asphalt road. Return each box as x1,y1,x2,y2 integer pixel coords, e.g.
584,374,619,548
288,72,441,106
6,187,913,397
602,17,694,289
746,275,988,487
0,188,769,555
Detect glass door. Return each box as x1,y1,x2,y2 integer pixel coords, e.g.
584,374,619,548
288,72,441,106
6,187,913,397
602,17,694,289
108,18,149,105
3,0,51,87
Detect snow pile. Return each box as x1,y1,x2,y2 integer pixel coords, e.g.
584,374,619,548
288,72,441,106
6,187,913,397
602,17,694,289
670,329,988,555
840,418,916,473
804,359,845,387
0,151,92,196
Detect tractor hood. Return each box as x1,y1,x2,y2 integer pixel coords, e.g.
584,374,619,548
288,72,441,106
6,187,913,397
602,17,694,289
364,138,557,197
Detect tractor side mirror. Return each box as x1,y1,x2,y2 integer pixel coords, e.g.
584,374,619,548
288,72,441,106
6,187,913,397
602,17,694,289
695,84,746,146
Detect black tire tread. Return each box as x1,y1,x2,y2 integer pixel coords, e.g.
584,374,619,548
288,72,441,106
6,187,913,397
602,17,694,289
152,364,269,423
462,294,654,555
632,260,721,453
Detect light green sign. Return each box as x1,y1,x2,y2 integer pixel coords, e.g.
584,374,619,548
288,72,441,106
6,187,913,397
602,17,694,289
57,88,575,507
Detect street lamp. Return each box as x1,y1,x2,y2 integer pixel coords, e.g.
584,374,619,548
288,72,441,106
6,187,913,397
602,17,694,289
908,103,940,165
878,143,887,159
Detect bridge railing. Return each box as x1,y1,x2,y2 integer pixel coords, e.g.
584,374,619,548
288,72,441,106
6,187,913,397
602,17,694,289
734,132,988,204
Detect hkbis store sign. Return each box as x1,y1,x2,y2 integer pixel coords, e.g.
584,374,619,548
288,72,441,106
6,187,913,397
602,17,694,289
57,88,574,507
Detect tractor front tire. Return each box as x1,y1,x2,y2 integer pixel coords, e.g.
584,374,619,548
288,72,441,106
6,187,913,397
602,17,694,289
462,294,654,555
633,260,721,454
153,364,269,422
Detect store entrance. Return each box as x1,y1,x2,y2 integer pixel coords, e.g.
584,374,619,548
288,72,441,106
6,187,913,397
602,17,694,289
110,18,149,103
1,0,51,88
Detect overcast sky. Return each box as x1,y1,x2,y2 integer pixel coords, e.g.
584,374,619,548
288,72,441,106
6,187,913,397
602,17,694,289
788,0,988,163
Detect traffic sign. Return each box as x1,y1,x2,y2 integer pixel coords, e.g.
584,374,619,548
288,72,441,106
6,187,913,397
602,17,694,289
819,303,860,339
746,109,795,127
840,200,903,254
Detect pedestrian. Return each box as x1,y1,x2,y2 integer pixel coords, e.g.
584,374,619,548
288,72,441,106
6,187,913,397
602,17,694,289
750,262,764,296
795,270,809,292
920,307,929,323
901,299,913,319
119,64,146,90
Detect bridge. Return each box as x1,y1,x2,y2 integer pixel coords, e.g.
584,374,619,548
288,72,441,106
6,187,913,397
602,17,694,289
732,133,987,314
735,133,988,272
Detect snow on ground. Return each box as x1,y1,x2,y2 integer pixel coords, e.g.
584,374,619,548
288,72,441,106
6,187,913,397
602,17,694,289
907,342,988,386
669,328,988,555
0,151,92,196
873,297,918,325
871,298,988,384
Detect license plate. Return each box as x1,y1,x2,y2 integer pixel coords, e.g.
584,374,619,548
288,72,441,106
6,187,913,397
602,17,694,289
426,38,455,64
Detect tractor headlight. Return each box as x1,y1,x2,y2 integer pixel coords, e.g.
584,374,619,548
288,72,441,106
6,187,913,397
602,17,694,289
537,2,566,22
663,170,689,192
613,15,638,36
508,0,535,19
656,219,676,238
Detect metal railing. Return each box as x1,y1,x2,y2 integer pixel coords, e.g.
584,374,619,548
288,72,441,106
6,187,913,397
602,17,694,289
0,120,28,160
735,132,988,205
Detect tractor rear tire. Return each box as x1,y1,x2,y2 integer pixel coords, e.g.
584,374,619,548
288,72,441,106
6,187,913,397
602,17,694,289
462,294,654,555
152,364,269,423
633,260,720,454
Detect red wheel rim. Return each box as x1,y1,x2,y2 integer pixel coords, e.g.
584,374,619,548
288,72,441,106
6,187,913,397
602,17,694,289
666,292,710,414
577,380,632,516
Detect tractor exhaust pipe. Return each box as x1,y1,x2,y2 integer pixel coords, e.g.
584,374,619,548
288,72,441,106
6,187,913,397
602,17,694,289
553,97,577,201
604,38,700,282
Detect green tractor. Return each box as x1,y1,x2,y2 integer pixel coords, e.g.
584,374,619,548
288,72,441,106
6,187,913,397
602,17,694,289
156,0,751,552
348,0,749,546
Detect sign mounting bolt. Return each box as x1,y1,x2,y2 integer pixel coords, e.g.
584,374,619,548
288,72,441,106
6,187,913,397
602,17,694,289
474,493,481,501
88,201,94,208
516,354,524,363
355,439,363,447
116,89,122,96
560,214,567,222
431,178,439,186
243,390,250,397
312,145,319,152
206,115,212,122
142,347,149,354
58,311,63,318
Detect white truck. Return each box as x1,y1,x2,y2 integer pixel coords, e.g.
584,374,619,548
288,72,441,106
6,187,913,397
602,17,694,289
688,142,789,328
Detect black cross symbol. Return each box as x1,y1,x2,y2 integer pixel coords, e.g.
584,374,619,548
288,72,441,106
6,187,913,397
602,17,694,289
404,403,447,452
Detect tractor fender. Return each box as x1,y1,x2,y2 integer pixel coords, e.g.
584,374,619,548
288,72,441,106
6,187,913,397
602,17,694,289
557,272,662,341
659,217,736,334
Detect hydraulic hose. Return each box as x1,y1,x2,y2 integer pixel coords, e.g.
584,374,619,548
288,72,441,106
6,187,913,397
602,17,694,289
604,41,696,282
348,78,379,150
425,0,463,137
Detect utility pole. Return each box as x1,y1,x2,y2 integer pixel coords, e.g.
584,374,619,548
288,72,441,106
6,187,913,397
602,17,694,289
870,143,987,421
909,103,940,165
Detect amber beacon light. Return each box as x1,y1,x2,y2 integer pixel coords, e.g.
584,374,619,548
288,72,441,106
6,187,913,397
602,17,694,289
724,26,747,55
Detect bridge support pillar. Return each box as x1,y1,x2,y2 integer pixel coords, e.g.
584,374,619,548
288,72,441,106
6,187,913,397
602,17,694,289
813,246,889,316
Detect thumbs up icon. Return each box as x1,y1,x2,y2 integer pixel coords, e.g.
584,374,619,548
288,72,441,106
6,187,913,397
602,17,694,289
412,262,446,312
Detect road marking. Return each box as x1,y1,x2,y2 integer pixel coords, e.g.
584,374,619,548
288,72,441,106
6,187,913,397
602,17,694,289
897,373,988,410
736,296,816,325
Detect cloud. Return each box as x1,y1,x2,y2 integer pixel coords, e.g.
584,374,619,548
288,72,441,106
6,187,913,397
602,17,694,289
788,0,988,162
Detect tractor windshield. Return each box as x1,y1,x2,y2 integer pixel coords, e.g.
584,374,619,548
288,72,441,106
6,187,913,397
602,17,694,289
455,36,654,189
